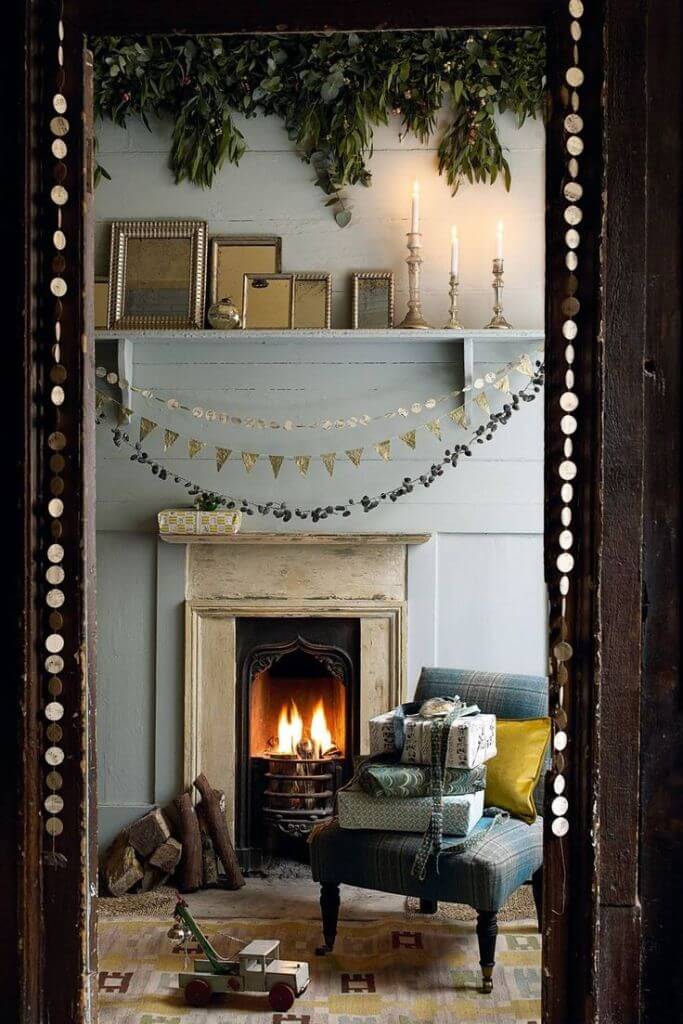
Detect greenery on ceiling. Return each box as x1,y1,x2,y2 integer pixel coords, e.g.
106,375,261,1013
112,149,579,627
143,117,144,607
93,30,546,226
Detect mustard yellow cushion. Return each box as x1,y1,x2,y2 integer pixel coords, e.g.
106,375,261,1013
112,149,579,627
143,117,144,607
485,718,551,823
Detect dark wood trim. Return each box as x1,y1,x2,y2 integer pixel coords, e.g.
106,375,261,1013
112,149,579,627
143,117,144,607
9,1,683,1022
64,0,554,35
640,0,683,1018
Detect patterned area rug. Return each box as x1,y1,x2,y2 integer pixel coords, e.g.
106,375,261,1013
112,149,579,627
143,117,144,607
98,916,541,1023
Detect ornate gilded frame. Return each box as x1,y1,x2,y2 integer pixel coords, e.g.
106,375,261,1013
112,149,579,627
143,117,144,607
208,233,283,309
351,271,395,329
242,272,296,329
293,272,333,328
107,218,207,329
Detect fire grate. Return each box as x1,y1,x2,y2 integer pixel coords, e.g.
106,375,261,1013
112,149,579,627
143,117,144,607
262,753,344,840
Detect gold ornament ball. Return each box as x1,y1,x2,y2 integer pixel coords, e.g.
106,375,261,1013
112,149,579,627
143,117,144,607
207,297,241,330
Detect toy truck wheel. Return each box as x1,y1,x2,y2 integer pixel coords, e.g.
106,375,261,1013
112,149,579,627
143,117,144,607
269,983,295,1011
184,978,213,1007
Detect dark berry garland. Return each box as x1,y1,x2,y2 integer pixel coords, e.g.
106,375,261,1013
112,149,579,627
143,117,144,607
100,363,544,522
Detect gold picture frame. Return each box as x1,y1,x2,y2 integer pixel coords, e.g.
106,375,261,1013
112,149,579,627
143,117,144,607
351,271,395,329
209,235,282,318
107,219,207,329
293,272,332,329
242,273,295,330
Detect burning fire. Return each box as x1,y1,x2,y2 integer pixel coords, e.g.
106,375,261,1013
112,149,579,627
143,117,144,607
277,698,334,758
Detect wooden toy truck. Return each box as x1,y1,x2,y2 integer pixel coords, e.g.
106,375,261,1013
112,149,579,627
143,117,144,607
171,898,310,1009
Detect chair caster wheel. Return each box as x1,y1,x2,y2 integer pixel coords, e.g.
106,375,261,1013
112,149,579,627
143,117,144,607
481,968,494,994
315,944,333,956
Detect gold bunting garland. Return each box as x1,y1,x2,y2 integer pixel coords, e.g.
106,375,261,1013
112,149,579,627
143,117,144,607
97,347,542,433
96,349,542,477
164,428,179,451
268,454,284,479
321,453,336,477
474,393,491,415
215,447,231,471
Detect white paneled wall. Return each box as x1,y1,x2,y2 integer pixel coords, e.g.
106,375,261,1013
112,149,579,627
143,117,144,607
95,108,545,329
95,106,546,846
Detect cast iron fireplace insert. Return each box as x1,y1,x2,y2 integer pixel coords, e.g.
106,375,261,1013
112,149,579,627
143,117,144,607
235,617,360,873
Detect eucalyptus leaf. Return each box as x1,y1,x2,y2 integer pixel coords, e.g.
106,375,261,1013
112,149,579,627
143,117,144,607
335,208,352,227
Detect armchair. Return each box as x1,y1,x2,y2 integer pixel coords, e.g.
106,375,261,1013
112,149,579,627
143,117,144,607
309,667,548,993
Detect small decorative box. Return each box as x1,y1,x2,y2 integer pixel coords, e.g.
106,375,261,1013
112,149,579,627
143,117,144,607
338,786,484,836
157,508,242,536
368,710,497,769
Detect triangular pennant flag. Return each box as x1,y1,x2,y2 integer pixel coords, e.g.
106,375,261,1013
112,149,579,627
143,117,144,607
295,455,311,476
346,448,363,467
188,439,204,459
399,430,417,450
268,454,284,478
139,417,157,442
375,440,391,462
516,353,535,377
474,392,491,415
164,429,179,452
117,405,133,425
321,453,336,477
449,405,468,428
425,419,441,441
241,452,258,473
215,447,231,472
95,392,105,411
494,375,511,394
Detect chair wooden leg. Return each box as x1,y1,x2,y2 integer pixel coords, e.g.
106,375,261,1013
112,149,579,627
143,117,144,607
419,899,438,914
532,867,543,933
316,882,340,955
476,910,498,994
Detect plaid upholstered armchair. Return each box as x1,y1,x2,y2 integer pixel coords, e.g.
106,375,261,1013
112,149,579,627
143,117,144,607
309,667,547,994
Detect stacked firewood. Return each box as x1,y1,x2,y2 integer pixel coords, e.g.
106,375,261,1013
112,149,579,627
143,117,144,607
101,773,245,896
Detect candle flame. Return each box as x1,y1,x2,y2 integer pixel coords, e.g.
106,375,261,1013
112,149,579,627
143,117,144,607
412,179,420,196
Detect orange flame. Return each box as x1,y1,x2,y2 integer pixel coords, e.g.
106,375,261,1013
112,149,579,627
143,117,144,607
275,697,334,756
277,699,303,754
310,699,333,758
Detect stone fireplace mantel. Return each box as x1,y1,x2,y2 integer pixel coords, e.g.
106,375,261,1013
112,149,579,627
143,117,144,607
181,533,425,839
162,531,431,546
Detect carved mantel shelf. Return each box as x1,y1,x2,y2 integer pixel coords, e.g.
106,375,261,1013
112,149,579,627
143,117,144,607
160,531,432,546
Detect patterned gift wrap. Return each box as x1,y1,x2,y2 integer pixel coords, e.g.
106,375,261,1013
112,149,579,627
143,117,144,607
369,710,497,768
338,785,485,835
157,508,242,536
358,761,487,798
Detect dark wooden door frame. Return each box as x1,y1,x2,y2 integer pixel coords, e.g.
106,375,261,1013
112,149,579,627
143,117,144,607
5,1,680,1022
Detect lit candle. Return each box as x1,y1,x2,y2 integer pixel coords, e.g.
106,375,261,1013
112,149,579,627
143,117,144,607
411,179,420,233
495,220,504,260
450,225,459,276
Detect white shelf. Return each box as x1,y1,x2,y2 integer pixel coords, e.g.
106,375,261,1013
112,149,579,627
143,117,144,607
95,327,545,345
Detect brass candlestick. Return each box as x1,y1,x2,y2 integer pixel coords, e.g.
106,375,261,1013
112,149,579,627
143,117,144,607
444,273,464,329
485,257,513,329
396,231,431,329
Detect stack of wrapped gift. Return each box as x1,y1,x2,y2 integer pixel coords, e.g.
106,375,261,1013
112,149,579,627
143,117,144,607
337,702,497,838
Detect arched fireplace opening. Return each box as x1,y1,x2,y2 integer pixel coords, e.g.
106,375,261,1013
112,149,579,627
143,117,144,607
236,618,360,873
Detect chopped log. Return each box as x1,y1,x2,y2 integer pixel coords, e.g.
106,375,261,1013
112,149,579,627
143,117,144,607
102,834,144,897
128,807,171,858
148,837,182,874
194,773,245,889
140,865,169,892
174,792,203,893
200,827,219,886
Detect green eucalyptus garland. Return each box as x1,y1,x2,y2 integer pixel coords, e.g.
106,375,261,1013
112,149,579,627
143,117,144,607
93,30,545,226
